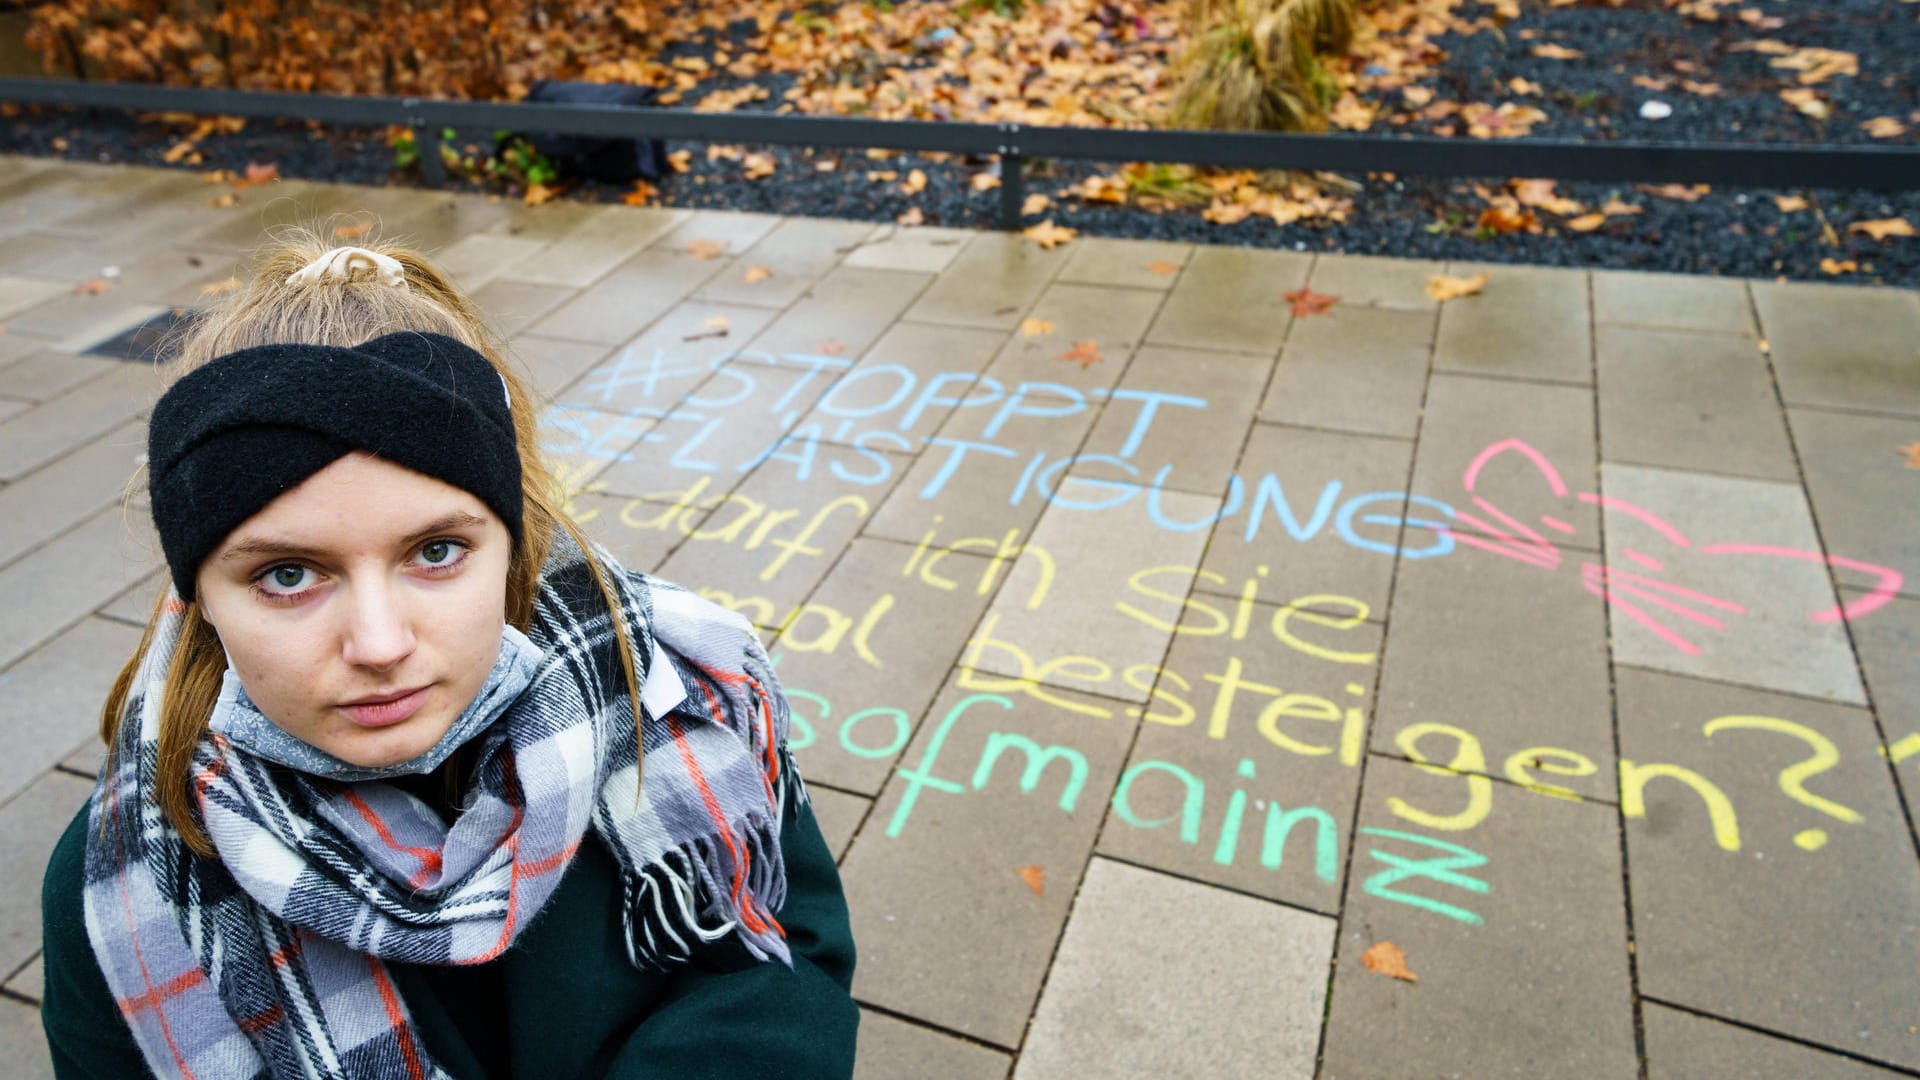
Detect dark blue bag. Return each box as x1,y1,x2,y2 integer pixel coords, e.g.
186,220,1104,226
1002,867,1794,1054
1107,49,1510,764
521,80,669,182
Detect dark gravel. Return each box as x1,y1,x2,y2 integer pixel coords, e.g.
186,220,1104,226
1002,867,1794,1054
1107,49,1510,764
3,0,1917,286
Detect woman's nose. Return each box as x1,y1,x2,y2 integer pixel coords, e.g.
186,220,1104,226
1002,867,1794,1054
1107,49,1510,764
339,580,417,670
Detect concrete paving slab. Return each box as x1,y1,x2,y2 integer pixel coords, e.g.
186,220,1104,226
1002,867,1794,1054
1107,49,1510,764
1079,345,1267,493
1593,270,1757,336
1146,245,1308,354
536,402,657,493
50,300,169,355
99,571,162,627
648,209,783,266
467,278,578,341
0,503,159,671
651,448,912,631
860,357,1095,545
0,616,141,806
841,681,1135,1048
0,399,24,422
1643,1003,1910,1080
559,493,683,577
967,485,1218,703
1616,668,1920,1072
0,363,154,483
1597,324,1798,482
0,418,141,571
1015,857,1334,1080
0,230,93,278
0,274,65,321
1840,591,1919,825
804,785,870,862
1308,253,1447,310
1093,599,1378,913
854,1010,1010,1080
1409,371,1600,550
523,246,718,346
778,539,997,796
1197,423,1413,617
590,355,845,499
544,301,779,417
0,350,119,407
0,770,93,984
378,191,523,254
0,997,53,1080
1319,755,1636,1080
505,335,613,405
1786,408,1920,599
841,225,975,275
1753,281,1920,416
1259,304,1434,440
6,954,43,1005
982,281,1160,398
1374,541,1616,802
1435,261,1592,384
490,204,689,289
694,216,878,308
902,231,1069,330
1053,238,1192,290
426,230,552,292
741,265,934,364
0,326,57,369
792,320,1004,447
60,742,105,778
1601,463,1866,705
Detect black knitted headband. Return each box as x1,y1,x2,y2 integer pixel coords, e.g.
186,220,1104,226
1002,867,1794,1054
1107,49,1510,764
147,331,524,602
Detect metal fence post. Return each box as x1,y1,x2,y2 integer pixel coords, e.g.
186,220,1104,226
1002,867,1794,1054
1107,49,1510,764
408,101,445,188
997,123,1023,231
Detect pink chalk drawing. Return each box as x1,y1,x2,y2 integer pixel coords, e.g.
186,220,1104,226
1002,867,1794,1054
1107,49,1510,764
1432,438,1904,656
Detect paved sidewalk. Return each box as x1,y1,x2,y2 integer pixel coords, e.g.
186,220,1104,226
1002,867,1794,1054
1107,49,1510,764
2,155,1918,1079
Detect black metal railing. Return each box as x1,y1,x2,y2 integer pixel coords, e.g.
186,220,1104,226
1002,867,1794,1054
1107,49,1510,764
3,76,1916,230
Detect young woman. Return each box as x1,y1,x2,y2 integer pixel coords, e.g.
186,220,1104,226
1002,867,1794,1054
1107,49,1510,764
38,236,859,1079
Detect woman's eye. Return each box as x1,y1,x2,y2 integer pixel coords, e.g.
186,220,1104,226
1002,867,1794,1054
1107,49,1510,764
417,540,467,567
258,565,311,594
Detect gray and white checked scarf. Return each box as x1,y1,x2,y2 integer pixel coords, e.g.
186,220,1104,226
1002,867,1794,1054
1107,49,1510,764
82,529,802,1080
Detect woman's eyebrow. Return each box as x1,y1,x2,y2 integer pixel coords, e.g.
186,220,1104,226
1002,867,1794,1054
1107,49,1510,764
219,511,489,562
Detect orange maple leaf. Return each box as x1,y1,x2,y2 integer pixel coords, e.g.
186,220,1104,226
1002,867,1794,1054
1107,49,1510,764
623,180,658,207
743,265,773,284
1899,443,1920,469
1058,339,1102,369
683,239,729,260
1284,286,1338,317
1019,318,1055,337
1146,260,1181,275
209,192,240,208
332,220,374,240
819,339,848,356
1848,217,1916,241
1361,941,1418,982
73,278,111,296
1015,865,1045,895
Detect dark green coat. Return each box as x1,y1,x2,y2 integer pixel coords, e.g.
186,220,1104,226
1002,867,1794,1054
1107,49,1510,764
40,778,859,1079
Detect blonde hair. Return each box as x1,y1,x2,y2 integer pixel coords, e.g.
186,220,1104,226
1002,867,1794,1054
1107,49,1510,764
102,221,643,857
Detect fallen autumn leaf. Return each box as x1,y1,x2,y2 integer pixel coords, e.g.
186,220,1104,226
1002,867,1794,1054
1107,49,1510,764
1283,285,1338,317
1362,941,1418,982
1426,272,1490,301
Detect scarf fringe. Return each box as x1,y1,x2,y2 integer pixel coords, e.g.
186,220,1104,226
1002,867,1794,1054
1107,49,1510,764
621,749,806,969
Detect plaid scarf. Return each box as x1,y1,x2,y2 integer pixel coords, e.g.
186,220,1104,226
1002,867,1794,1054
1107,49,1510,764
82,530,800,1080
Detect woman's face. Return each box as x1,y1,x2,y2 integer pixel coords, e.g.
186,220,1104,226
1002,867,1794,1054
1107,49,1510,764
195,452,514,769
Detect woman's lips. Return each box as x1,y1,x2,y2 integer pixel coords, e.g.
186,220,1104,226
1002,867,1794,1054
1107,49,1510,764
339,686,430,728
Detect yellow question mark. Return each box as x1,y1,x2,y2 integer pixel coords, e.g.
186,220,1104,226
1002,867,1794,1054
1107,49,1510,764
1702,715,1862,851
